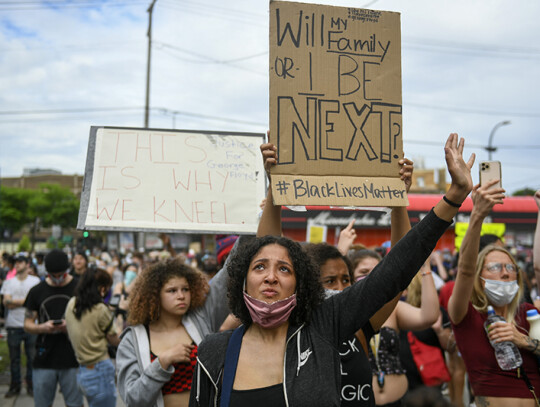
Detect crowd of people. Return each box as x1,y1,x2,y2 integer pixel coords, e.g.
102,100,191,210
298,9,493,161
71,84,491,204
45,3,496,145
0,133,539,407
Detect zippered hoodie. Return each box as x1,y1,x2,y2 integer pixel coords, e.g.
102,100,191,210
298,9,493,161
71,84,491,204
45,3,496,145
116,236,250,407
190,209,452,407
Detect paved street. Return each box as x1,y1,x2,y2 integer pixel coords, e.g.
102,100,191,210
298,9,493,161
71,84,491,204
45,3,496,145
0,383,126,407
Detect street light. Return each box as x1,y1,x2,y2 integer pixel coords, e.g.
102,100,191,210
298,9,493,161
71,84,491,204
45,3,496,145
486,120,511,160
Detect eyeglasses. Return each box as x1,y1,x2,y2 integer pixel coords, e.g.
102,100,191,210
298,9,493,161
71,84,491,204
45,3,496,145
484,262,517,274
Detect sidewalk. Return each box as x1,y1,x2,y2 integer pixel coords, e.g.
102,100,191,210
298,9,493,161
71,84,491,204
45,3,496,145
0,381,126,407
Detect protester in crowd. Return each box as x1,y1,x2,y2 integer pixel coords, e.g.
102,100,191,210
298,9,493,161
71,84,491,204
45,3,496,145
449,181,540,406
199,253,219,283
216,235,239,268
189,133,474,407
116,241,241,407
533,190,540,309
70,251,89,277
430,250,449,282
1,255,40,397
23,249,83,407
400,270,453,393
256,142,416,406
65,268,120,407
355,257,439,406
34,253,47,279
437,279,467,407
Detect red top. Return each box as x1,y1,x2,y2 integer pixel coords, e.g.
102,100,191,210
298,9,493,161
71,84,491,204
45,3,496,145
150,344,198,395
452,302,540,398
438,280,455,311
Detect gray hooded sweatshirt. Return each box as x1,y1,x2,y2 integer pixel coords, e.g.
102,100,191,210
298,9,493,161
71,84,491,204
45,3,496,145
116,237,249,407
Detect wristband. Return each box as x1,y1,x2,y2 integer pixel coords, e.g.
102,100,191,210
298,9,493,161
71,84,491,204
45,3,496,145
443,195,461,208
421,271,432,276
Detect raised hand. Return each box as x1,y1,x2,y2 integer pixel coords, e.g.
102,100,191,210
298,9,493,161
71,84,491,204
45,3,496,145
260,142,277,179
471,180,505,218
399,157,414,193
444,133,475,203
337,219,357,256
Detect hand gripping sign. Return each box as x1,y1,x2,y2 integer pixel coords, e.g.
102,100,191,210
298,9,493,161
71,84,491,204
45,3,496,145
269,1,407,207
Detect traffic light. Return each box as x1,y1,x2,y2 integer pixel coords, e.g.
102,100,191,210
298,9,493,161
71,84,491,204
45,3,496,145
83,231,89,238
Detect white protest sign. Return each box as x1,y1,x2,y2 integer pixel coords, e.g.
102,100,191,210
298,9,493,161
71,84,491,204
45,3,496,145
78,127,266,234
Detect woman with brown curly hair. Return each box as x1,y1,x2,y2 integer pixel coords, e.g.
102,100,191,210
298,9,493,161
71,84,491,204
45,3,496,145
116,256,221,407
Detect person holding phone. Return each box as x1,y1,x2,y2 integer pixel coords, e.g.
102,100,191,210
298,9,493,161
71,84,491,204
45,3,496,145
23,249,83,407
448,180,540,406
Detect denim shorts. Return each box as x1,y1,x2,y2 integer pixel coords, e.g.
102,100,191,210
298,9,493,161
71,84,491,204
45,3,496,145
77,359,117,407
33,367,83,407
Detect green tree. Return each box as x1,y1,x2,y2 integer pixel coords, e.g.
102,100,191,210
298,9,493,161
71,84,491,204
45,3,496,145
0,184,80,252
27,183,80,251
0,186,36,235
512,188,536,197
18,235,31,252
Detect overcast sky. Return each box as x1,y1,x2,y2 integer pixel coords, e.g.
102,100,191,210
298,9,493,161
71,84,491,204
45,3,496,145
1,0,539,195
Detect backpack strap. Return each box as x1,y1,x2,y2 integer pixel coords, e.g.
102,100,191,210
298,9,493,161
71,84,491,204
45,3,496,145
518,366,540,406
220,326,245,407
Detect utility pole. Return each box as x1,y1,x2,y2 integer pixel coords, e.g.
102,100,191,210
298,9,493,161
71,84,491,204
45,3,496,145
144,0,157,128
486,120,511,160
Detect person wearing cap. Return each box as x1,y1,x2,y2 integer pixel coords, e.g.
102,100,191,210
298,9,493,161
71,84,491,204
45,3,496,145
1,255,40,398
215,235,239,267
23,249,83,407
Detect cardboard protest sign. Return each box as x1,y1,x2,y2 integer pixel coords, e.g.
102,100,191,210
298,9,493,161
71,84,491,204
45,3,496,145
269,1,406,207
78,127,266,234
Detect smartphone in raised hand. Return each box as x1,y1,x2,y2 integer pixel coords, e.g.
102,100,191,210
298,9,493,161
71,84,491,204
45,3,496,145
479,161,502,189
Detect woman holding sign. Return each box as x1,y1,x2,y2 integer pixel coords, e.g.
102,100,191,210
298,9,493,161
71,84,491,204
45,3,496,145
189,133,475,407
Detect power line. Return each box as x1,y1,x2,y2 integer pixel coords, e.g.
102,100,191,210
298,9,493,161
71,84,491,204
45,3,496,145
0,106,267,126
405,102,540,118
157,2,264,28
404,36,540,57
154,41,266,76
0,0,146,11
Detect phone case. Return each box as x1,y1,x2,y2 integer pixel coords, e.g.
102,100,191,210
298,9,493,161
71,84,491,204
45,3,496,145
479,161,502,189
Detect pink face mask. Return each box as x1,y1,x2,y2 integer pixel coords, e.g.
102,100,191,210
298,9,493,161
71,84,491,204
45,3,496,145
243,292,297,329
355,275,368,282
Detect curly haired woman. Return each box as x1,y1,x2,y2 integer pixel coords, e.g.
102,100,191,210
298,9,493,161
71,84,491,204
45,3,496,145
116,254,232,407
190,133,475,407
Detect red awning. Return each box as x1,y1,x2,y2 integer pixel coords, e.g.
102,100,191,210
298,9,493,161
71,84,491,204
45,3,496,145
298,194,538,214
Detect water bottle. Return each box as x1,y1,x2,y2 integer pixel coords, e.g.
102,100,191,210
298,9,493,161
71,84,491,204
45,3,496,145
484,305,523,370
527,309,540,341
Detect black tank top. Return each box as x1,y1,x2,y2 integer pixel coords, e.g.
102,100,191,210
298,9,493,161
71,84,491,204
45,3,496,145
230,383,286,407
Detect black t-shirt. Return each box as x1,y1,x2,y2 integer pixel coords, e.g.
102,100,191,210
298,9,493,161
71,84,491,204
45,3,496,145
339,324,375,407
24,278,79,369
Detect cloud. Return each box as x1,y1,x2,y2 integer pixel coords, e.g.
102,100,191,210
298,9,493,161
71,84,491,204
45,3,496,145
0,0,539,195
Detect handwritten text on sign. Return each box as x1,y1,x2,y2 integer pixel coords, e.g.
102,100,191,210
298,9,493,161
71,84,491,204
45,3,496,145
79,127,265,234
269,2,406,207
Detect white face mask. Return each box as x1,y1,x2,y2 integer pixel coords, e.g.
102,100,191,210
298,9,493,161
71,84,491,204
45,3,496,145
481,277,519,307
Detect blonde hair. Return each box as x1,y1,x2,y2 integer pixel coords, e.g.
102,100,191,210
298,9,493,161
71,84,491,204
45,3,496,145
406,261,431,308
471,245,523,325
